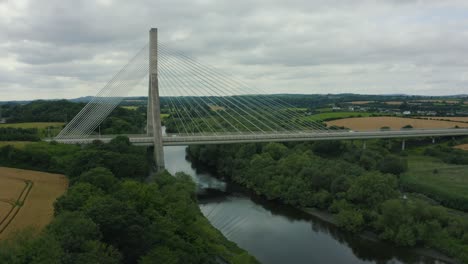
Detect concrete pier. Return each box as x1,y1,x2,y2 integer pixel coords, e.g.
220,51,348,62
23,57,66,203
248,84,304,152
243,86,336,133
148,28,165,171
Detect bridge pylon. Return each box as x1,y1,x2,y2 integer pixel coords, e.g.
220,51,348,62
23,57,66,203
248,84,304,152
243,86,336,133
147,28,165,171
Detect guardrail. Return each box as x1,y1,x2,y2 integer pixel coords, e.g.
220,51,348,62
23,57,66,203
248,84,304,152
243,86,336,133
47,128,468,146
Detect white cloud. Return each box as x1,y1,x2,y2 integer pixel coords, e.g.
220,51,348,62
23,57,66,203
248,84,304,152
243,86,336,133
1,0,468,100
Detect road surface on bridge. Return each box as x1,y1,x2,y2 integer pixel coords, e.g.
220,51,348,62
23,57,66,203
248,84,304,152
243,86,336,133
50,128,468,146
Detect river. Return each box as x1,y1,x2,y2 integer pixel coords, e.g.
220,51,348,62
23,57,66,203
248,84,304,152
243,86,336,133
163,145,450,264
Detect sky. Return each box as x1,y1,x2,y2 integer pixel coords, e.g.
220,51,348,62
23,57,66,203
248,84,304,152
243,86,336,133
1,0,468,100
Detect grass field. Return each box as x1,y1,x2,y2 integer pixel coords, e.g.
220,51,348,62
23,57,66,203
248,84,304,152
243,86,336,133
0,167,68,239
0,141,30,149
326,116,468,130
0,122,64,138
0,122,64,129
304,111,374,121
121,106,139,110
400,155,468,207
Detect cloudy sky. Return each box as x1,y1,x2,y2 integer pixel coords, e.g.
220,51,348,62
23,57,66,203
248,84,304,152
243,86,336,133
1,0,468,100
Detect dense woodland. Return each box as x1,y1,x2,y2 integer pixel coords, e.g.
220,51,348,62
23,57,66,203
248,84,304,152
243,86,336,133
188,140,468,263
0,138,257,264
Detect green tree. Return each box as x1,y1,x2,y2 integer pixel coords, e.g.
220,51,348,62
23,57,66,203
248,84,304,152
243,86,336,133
74,167,118,192
347,172,398,208
336,209,364,233
378,155,408,175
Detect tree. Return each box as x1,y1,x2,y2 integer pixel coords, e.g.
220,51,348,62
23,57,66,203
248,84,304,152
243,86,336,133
347,172,398,208
378,155,408,175
263,142,288,160
336,209,364,233
54,183,104,215
74,167,118,192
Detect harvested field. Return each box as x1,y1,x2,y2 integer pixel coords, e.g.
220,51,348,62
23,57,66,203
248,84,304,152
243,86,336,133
454,144,468,151
419,116,468,123
326,116,468,131
0,167,68,239
385,101,403,105
348,101,374,105
414,99,459,104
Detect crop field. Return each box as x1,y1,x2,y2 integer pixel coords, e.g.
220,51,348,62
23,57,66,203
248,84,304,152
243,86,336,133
326,116,468,130
414,99,460,104
347,101,374,105
454,144,468,151
385,101,403,105
0,167,68,239
304,111,374,121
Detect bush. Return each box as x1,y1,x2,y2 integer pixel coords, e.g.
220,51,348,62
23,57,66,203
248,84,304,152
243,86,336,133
335,209,364,233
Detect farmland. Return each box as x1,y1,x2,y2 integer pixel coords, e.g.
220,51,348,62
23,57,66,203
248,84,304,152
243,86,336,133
326,116,468,130
303,111,375,121
0,167,68,239
454,144,468,151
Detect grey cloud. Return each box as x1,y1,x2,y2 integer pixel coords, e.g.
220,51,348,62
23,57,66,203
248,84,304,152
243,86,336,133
1,0,468,100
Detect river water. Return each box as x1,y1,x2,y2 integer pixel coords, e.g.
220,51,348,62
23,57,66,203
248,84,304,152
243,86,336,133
164,145,449,264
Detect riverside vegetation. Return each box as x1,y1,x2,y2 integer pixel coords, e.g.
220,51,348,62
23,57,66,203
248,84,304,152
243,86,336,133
0,137,258,264
187,138,468,263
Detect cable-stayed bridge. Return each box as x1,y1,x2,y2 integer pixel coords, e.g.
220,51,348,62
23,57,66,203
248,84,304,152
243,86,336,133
52,28,468,171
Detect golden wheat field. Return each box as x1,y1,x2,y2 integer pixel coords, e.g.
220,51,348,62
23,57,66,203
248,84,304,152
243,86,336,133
0,167,68,239
348,101,374,105
454,144,468,151
326,116,468,131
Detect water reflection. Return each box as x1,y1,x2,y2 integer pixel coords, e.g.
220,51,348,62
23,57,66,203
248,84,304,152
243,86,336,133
163,145,449,264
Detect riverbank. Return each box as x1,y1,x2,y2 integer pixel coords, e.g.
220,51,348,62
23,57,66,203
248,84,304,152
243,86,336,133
302,207,458,264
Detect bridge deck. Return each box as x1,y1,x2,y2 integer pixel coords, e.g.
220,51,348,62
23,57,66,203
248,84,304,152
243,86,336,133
50,128,468,146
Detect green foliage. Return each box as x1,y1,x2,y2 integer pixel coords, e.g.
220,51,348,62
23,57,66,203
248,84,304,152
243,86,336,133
0,138,258,264
187,140,468,263
336,209,364,233
378,155,408,175
4,100,84,123
0,127,40,141
74,167,119,192
346,172,398,208
424,145,468,165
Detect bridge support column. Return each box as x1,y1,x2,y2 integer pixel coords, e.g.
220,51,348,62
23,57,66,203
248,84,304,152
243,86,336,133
149,28,165,171
362,141,367,150
432,137,435,144
401,139,406,151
